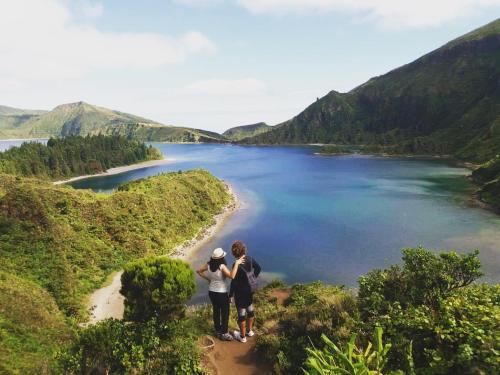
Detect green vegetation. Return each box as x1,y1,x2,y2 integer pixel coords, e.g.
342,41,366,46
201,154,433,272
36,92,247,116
0,271,72,374
0,101,227,142
121,257,196,322
472,156,500,208
0,169,231,372
316,144,355,155
59,314,206,374
222,122,271,141
0,135,162,179
304,327,393,375
241,19,500,164
255,248,499,375
59,256,207,374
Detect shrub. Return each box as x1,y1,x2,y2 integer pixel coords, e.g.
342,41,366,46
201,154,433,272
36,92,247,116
120,257,196,322
58,318,204,375
357,248,497,374
304,327,397,375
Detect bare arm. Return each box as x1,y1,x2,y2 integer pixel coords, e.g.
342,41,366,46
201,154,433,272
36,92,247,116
196,263,210,282
220,264,232,278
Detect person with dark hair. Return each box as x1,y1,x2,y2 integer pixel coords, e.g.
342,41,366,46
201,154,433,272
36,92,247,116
197,247,244,341
229,240,261,343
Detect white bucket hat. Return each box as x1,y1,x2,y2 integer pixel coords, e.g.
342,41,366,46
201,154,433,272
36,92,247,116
211,248,226,259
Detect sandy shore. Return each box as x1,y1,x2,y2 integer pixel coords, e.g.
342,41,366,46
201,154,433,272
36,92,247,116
53,158,172,185
86,185,239,324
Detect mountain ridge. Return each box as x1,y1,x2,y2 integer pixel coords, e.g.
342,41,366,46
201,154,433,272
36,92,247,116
0,101,227,143
223,122,271,141
239,18,500,163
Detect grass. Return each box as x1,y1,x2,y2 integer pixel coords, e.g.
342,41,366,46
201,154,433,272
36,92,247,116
0,169,231,373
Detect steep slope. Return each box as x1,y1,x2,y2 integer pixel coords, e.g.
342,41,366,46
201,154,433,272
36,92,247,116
0,102,227,142
242,18,500,163
223,122,271,141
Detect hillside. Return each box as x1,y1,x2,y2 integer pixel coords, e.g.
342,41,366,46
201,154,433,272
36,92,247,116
241,19,500,163
0,169,231,372
0,105,47,138
0,101,227,143
223,122,271,141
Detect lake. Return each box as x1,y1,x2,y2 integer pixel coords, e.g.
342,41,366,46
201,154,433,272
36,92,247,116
2,141,499,302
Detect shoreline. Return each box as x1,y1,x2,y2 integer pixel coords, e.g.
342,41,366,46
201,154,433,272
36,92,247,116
53,158,172,185
171,183,239,261
86,184,239,324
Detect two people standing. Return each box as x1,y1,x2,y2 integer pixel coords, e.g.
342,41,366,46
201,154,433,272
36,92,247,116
197,240,261,343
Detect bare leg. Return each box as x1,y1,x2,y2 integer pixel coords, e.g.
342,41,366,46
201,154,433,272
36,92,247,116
238,320,247,337
247,316,255,333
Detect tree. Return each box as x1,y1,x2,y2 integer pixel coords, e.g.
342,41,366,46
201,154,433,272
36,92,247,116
120,257,196,322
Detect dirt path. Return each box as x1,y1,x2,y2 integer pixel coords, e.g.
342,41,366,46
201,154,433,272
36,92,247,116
205,335,272,375
203,288,291,375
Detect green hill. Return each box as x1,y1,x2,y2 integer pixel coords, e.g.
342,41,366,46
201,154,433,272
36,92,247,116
0,169,231,372
0,101,227,143
0,105,47,139
223,122,271,141
241,18,500,163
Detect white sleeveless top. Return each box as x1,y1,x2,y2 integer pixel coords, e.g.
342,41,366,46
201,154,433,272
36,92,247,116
207,264,228,293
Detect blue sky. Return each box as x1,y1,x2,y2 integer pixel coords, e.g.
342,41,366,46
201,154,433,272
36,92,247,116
1,1,499,132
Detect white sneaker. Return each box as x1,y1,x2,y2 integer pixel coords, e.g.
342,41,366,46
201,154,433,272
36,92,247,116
246,330,255,337
233,330,247,343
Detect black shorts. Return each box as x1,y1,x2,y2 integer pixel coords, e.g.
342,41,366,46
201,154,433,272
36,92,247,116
234,291,253,309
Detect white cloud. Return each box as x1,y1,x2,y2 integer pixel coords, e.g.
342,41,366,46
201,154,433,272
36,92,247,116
184,78,267,96
238,0,500,29
0,0,216,81
77,1,104,19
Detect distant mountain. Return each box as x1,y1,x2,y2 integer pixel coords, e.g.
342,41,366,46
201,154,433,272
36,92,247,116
0,102,226,143
241,18,500,163
0,105,47,138
223,122,271,141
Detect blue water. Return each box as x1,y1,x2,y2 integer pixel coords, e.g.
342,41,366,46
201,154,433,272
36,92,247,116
2,141,499,301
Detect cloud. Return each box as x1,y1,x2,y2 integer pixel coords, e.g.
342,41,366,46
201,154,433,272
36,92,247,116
77,1,104,19
183,78,267,96
0,0,216,81
237,0,500,29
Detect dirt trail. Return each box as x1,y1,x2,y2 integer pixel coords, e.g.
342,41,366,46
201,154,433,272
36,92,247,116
204,288,291,375
205,335,272,375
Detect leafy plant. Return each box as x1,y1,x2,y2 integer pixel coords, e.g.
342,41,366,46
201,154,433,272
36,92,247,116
303,327,394,375
120,257,196,322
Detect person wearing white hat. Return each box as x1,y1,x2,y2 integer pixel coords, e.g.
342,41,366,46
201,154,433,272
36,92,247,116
197,247,244,341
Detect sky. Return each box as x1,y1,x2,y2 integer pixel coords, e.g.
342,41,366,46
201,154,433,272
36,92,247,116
0,1,499,133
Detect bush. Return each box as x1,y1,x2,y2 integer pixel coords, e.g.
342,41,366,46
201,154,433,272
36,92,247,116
259,282,358,375
58,318,204,375
357,248,497,374
120,257,196,322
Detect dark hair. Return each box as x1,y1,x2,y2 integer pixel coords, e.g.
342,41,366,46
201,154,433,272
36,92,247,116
231,241,247,258
208,257,227,272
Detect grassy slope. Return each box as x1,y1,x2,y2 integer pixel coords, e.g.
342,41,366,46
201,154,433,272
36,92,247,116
242,18,500,163
0,169,231,372
0,271,71,374
107,123,226,143
0,101,227,143
223,122,271,141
